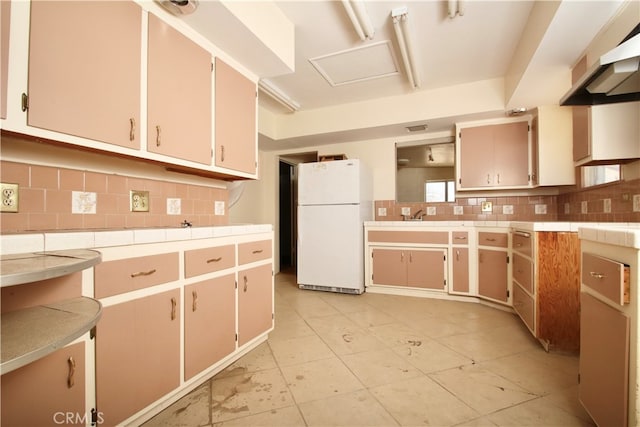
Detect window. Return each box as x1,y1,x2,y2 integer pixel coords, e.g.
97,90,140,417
581,165,621,188
426,180,455,202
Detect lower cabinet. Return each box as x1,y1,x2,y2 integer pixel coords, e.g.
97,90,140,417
451,247,469,293
184,275,236,381
478,248,508,302
238,263,274,346
1,342,86,427
371,248,446,290
96,289,180,426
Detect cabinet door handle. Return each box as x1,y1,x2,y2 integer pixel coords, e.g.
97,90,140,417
206,257,222,263
400,252,404,262
129,117,136,141
487,174,491,184
456,250,460,261
252,249,263,254
192,291,198,312
497,173,501,184
589,272,605,279
170,297,177,320
409,252,413,262
221,145,225,162
67,356,76,388
156,125,161,146
243,275,248,292
131,269,156,278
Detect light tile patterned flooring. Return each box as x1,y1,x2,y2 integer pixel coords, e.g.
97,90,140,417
144,271,595,426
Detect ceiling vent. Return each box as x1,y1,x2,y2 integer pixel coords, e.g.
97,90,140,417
157,0,198,16
405,124,428,132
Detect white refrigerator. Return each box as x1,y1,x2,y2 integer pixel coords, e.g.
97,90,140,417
297,159,372,294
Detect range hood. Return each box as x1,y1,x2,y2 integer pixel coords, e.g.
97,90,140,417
561,24,640,106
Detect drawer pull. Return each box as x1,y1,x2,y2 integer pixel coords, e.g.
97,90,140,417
171,297,177,320
131,269,156,278
192,291,198,312
243,275,248,292
67,356,76,388
454,236,467,240
514,231,531,238
156,125,161,146
485,238,497,242
589,272,606,279
252,249,264,254
129,117,136,141
206,257,222,263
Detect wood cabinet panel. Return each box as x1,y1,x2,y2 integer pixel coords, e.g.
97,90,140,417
96,289,180,426
184,275,236,380
371,248,406,286
214,58,257,174
492,121,530,187
28,1,141,148
406,249,446,290
238,263,273,346
1,342,85,427
368,230,448,244
579,292,629,427
147,14,212,164
478,249,508,302
185,245,235,278
451,247,469,293
459,124,494,187
238,239,272,265
94,252,179,298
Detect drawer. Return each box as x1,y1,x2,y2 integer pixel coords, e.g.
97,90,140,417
513,253,533,293
367,230,448,245
513,283,535,333
94,252,179,298
512,231,533,257
451,231,469,245
582,253,630,306
238,240,272,265
478,232,508,248
185,245,235,278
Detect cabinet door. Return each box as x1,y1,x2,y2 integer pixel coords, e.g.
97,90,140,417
147,14,212,164
1,0,10,119
371,248,406,286
451,247,469,293
28,1,141,148
407,249,446,290
184,275,236,380
579,293,629,427
459,124,494,187
478,249,508,302
1,342,85,427
492,121,529,186
238,263,273,346
214,58,257,175
572,106,590,161
96,289,180,426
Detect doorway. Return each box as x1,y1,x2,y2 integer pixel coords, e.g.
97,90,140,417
278,152,317,272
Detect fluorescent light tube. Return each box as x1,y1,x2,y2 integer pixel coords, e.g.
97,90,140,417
392,7,420,89
258,79,300,113
342,0,374,41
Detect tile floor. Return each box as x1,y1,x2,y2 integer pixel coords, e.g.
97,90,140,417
144,271,595,426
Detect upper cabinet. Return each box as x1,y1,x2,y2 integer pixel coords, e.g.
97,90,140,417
457,119,531,190
27,1,142,149
1,0,10,120
531,105,575,186
147,14,212,165
214,58,257,175
3,2,259,180
573,102,640,165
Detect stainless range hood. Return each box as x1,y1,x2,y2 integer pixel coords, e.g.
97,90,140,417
561,24,640,106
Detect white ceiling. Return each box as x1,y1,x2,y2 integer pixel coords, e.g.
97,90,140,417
179,0,630,150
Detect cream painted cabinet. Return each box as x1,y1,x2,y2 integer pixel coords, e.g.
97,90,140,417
573,102,640,165
457,120,531,189
147,13,212,165
184,275,236,380
214,57,257,175
531,105,575,186
1,342,86,427
96,289,181,427
1,0,10,120
477,232,509,303
27,1,141,148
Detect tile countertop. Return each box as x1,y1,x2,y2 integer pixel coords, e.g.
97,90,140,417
0,224,274,256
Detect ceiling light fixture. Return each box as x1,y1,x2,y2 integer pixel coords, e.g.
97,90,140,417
342,0,375,41
258,79,300,113
391,7,420,89
447,0,465,19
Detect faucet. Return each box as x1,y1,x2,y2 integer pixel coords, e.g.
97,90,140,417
181,220,192,228
412,209,424,219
